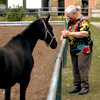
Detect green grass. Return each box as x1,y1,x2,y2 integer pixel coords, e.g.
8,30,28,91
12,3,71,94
89,17,100,22
0,16,100,22
0,16,7,21
62,25,100,100
0,16,37,22
0,16,65,21
50,17,65,21
22,16,37,21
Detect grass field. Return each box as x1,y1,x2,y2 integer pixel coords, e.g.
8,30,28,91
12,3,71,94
0,16,100,22
62,24,100,100
89,17,100,22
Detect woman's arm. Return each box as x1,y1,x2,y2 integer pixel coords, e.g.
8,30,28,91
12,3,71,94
61,30,88,38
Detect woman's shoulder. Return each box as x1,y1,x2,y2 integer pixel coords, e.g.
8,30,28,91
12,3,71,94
79,16,89,23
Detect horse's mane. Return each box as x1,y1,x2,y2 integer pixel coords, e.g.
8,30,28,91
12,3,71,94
20,18,44,38
5,18,45,48
7,19,42,44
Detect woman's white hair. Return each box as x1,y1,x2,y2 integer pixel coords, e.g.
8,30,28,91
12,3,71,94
65,5,80,14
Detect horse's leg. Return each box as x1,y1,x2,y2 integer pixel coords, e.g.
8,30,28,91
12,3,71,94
20,75,30,100
5,87,11,100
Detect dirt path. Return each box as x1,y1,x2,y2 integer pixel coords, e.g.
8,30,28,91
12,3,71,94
0,25,64,100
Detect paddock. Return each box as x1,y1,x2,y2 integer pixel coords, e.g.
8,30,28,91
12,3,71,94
0,25,64,100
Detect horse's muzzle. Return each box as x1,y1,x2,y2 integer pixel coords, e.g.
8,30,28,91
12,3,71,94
50,38,57,49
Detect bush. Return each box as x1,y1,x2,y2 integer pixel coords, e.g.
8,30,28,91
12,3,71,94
6,5,25,21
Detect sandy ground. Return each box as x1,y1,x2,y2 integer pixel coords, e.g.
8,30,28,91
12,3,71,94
0,25,64,100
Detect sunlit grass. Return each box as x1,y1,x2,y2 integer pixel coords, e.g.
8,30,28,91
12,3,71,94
0,16,100,22
50,17,65,21
22,16,36,21
89,17,100,22
0,16,7,21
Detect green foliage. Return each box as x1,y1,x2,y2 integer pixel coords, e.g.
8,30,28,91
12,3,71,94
6,5,25,21
0,0,6,4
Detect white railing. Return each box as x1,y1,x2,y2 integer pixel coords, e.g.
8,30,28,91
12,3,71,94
47,39,68,100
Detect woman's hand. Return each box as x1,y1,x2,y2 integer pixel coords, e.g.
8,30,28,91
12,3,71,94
60,30,69,41
61,30,70,37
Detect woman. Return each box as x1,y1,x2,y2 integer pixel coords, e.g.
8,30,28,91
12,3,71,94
60,5,93,95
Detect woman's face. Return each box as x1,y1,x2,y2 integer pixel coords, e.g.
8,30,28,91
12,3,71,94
66,13,76,21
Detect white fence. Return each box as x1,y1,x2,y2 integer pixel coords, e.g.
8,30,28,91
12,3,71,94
47,39,68,100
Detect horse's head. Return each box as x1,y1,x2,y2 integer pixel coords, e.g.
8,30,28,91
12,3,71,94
39,14,57,49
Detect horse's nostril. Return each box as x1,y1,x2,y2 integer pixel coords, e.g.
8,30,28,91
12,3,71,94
51,42,57,49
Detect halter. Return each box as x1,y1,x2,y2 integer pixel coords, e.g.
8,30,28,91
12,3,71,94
42,20,55,47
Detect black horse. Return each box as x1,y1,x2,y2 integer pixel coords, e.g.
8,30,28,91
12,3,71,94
0,15,57,100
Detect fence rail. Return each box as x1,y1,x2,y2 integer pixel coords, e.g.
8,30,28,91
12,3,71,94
0,7,100,22
47,39,68,100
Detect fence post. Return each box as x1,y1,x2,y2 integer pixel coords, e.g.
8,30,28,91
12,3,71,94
62,39,68,68
62,17,68,68
38,8,41,17
56,62,62,100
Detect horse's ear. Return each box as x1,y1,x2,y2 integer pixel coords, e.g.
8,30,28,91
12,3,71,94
46,14,50,22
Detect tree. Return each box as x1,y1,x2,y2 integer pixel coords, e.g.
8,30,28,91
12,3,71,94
0,0,6,4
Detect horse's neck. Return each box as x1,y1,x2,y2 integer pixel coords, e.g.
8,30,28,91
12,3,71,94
25,34,38,52
21,26,40,53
